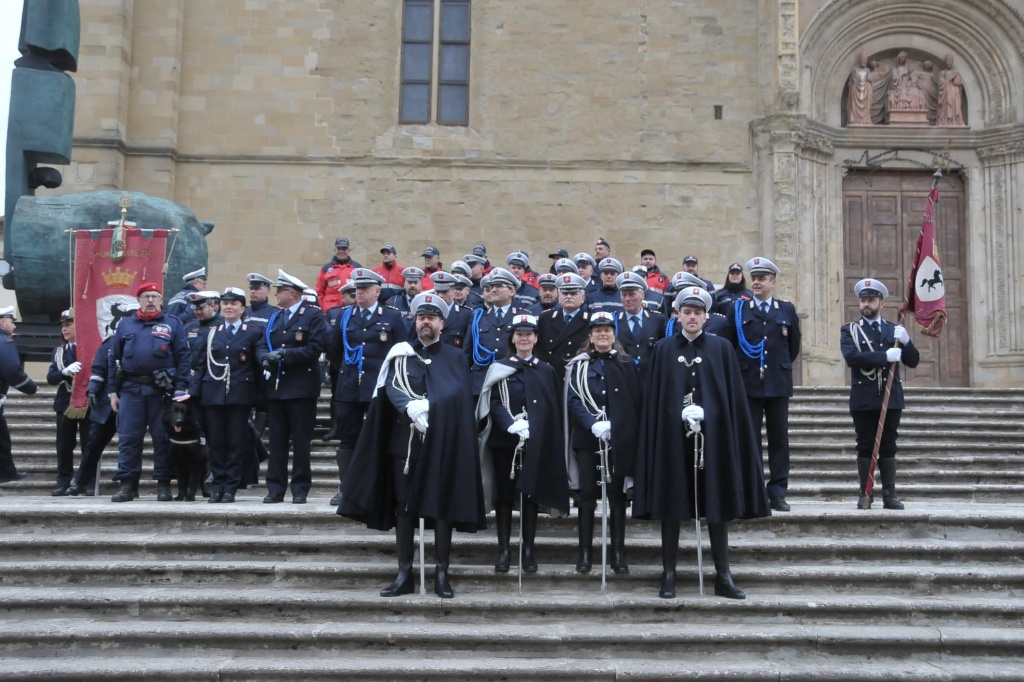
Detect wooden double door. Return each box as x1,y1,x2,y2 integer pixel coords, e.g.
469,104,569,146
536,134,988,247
842,171,968,387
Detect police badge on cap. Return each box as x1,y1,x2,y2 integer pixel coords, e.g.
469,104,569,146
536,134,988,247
589,311,617,328
411,292,450,319
674,287,713,311
854,278,889,299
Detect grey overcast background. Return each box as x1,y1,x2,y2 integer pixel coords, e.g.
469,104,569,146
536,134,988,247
1,2,28,215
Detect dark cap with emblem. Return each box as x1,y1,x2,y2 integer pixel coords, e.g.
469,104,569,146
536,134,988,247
728,262,743,273
641,248,656,258
548,248,569,259
380,244,397,254
683,255,699,265
335,237,351,248
472,244,487,257
422,246,441,258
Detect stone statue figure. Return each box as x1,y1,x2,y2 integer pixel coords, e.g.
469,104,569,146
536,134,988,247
887,51,921,111
936,53,966,127
846,52,874,125
915,61,939,125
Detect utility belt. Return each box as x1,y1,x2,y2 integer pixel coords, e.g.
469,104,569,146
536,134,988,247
117,367,176,393
124,374,154,384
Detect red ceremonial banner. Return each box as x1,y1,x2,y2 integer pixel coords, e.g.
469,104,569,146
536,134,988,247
899,184,947,338
71,228,168,410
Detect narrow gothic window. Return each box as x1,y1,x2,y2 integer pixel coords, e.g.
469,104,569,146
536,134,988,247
400,0,471,125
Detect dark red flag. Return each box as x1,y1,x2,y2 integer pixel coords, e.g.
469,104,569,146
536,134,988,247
900,184,947,337
71,227,168,410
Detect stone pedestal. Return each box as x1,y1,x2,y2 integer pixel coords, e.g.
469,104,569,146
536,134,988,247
888,109,931,126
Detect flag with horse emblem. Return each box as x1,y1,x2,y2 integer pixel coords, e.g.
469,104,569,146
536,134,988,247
900,180,947,337
71,226,168,411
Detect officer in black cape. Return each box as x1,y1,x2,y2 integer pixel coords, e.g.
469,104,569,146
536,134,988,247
338,292,486,599
476,313,568,574
634,286,770,600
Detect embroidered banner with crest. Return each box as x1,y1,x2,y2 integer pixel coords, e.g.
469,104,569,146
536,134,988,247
900,183,947,337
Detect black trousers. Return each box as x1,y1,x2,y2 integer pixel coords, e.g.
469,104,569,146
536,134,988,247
336,400,370,450
0,411,16,478
490,446,522,507
393,455,420,516
267,398,316,496
575,448,625,506
748,397,791,498
851,408,902,460
205,404,252,494
74,414,117,488
55,413,91,488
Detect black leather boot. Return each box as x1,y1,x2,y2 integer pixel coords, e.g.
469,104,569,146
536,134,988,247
156,480,173,502
709,521,745,599
609,499,629,574
856,457,873,510
111,478,137,503
521,499,539,573
879,459,904,510
434,520,454,598
659,520,679,598
330,449,353,506
494,504,512,573
576,503,595,573
380,516,416,597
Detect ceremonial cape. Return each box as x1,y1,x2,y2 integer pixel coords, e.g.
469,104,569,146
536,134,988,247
477,358,569,516
634,332,770,523
338,342,486,532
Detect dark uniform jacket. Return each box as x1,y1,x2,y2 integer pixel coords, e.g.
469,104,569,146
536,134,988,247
185,314,224,361
331,304,404,403
165,284,201,324
840,318,920,411
46,343,78,413
86,336,115,424
536,308,589,375
107,311,191,396
440,303,472,350
513,282,540,309
189,321,264,406
615,309,666,380
255,303,329,400
714,285,752,315
244,300,277,329
586,286,623,314
724,297,801,399
466,305,530,395
0,331,37,396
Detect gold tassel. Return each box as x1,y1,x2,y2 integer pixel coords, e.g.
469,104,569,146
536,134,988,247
63,405,89,420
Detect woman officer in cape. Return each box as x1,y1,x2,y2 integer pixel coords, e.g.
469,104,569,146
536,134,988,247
477,313,568,574
565,311,642,576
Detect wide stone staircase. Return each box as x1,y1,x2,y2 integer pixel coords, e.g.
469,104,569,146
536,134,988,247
0,386,1021,680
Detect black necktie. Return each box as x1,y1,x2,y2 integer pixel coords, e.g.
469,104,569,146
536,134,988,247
630,315,640,335
228,324,237,338
564,312,574,325
363,308,372,324
760,302,769,315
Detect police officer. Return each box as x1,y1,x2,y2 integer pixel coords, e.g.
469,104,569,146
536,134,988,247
714,262,753,314
189,287,264,503
724,257,801,512
841,279,920,510
107,283,191,503
594,238,612,261
667,272,729,336
165,267,207,323
464,253,487,294
536,273,591,376
257,270,330,504
553,258,580,275
46,309,89,495
547,248,569,274
466,267,529,397
0,307,37,485
244,272,277,328
587,258,625,314
529,273,560,315
329,268,404,505
315,237,360,313
615,271,666,378
573,253,599,294
429,271,472,349
373,244,405,304
506,251,539,308
184,290,223,359
681,255,716,292
629,265,665,312
386,266,424,334
452,272,484,310
640,248,669,295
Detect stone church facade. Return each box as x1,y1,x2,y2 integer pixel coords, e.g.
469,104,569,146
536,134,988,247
57,0,1024,387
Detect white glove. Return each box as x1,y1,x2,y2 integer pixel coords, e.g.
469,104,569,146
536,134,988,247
413,414,429,434
681,405,704,422
886,347,902,363
61,361,82,376
263,370,271,380
507,419,530,440
894,325,910,344
591,420,612,442
406,399,430,422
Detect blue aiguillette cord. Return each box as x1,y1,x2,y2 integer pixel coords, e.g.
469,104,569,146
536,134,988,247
471,307,496,366
340,306,364,377
265,309,285,382
733,298,765,374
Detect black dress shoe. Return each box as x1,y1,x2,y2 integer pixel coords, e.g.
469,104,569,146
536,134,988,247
292,493,307,504
52,486,70,496
66,482,86,496
157,483,174,502
380,566,415,597
769,496,791,512
576,547,592,573
494,546,511,573
434,566,454,599
883,494,905,510
329,487,343,506
714,571,746,600
263,492,285,504
659,570,677,599
220,491,235,503
0,472,29,484
208,491,223,504
521,546,538,574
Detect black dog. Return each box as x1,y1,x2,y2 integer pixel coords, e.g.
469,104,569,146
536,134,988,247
163,399,210,501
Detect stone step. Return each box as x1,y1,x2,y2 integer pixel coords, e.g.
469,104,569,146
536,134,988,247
0,620,1020,664
1,586,1022,628
0,558,1020,597
0,653,1019,682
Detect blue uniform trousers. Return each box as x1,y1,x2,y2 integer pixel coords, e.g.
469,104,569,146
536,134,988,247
267,398,316,497
115,389,172,481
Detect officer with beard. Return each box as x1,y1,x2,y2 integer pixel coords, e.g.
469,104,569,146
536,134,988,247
244,273,277,328
528,273,560,315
